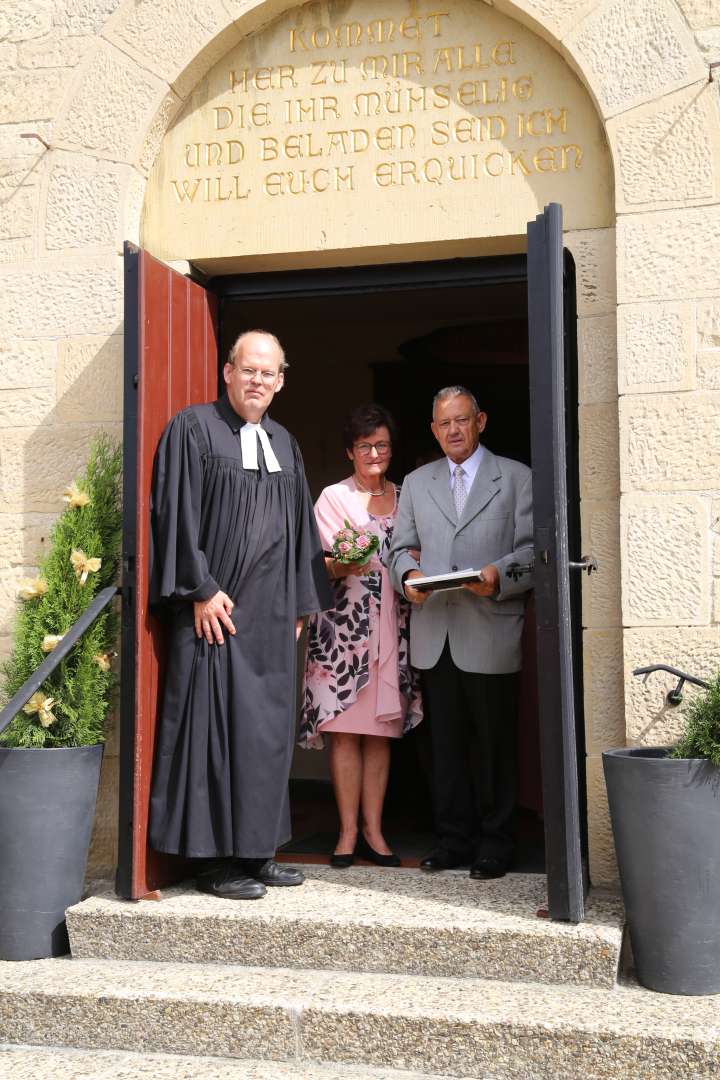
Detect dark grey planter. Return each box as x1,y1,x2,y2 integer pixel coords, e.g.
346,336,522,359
0,743,103,961
603,747,720,995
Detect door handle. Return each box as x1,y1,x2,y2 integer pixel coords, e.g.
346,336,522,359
568,555,598,575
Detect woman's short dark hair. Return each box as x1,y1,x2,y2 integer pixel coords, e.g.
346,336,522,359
342,404,397,451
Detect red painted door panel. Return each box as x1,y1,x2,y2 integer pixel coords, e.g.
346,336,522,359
118,244,217,900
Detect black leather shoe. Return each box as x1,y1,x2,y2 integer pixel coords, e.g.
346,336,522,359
420,850,467,872
196,864,266,900
356,835,401,867
242,858,305,887
470,856,509,880
330,851,354,868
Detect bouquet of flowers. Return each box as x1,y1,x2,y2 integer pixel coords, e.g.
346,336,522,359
331,519,380,566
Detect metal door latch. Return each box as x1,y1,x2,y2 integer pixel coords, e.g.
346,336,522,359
568,556,598,575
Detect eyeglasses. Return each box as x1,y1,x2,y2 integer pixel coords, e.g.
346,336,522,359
354,441,391,456
237,367,279,385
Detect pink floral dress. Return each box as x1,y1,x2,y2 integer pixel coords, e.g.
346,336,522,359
299,478,423,749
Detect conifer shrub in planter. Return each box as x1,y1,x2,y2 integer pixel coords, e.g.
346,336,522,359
0,436,122,960
603,675,720,995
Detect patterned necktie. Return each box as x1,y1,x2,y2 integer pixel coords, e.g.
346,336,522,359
453,464,467,517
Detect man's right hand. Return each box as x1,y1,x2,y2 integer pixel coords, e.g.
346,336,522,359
404,569,432,605
194,591,236,644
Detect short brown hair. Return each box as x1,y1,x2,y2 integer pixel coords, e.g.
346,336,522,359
342,403,397,451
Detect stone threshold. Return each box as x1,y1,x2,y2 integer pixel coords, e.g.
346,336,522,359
68,867,624,989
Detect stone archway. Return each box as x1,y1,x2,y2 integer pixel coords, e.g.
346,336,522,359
2,0,718,886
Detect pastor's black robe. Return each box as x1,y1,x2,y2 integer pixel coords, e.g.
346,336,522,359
148,395,331,858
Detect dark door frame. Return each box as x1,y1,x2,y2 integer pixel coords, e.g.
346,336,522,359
210,251,587,911
527,208,588,921
119,248,587,913
210,254,527,302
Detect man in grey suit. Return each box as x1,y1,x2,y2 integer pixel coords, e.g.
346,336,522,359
389,386,533,879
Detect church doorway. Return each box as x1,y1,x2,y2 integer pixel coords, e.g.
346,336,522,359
120,212,588,918
215,256,552,875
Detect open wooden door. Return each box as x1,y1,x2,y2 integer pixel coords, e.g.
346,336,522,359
116,244,218,900
527,204,588,922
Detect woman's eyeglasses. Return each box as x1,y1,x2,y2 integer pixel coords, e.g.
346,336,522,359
354,441,391,456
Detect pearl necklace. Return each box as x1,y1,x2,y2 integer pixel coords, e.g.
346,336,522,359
354,474,386,497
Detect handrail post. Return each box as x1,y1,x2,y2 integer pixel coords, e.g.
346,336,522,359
632,663,710,707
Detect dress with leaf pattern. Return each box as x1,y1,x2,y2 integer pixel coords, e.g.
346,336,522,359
299,477,423,749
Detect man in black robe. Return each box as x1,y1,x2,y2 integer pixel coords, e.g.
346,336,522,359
148,330,332,899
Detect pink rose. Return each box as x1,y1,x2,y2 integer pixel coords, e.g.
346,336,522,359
338,541,351,553
342,529,355,540
356,535,370,549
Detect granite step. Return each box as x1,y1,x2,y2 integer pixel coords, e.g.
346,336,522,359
1,957,719,1079
66,867,624,989
0,1045,459,1080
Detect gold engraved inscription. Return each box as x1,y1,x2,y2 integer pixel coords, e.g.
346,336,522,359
373,144,582,186
261,124,416,160
213,103,271,130
171,175,250,203
230,65,297,91
432,40,515,72
284,96,341,123
311,60,348,84
184,140,245,166
289,13,450,51
167,6,587,208
264,165,356,194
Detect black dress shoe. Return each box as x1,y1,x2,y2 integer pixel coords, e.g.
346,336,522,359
470,856,509,880
420,850,467,872
356,835,401,868
241,858,305,887
196,863,266,900
329,851,354,868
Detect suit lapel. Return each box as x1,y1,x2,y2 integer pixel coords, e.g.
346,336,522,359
456,449,502,533
428,461,457,527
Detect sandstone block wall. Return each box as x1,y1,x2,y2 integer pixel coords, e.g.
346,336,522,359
0,0,718,888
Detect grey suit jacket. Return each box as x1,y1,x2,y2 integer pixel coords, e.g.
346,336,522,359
388,449,533,674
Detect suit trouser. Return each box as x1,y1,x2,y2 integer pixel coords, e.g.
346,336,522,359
421,640,519,862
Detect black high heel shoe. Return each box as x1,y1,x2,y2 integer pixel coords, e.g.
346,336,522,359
355,834,401,868
329,850,354,868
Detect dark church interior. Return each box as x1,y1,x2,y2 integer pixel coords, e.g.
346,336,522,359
220,275,544,871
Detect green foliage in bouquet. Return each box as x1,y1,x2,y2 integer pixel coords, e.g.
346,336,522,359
1,435,122,748
671,675,720,767
331,519,380,565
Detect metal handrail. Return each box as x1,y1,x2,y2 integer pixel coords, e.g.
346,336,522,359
632,663,710,707
0,585,119,738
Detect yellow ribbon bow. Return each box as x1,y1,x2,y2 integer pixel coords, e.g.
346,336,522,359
94,653,111,672
17,577,48,601
63,482,91,509
70,549,101,585
23,692,57,728
41,634,64,653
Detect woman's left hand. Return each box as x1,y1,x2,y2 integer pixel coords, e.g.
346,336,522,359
327,556,367,579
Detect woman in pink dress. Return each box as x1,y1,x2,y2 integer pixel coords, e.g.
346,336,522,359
300,405,423,867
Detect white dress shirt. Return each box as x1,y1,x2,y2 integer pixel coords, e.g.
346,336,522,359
447,442,484,493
